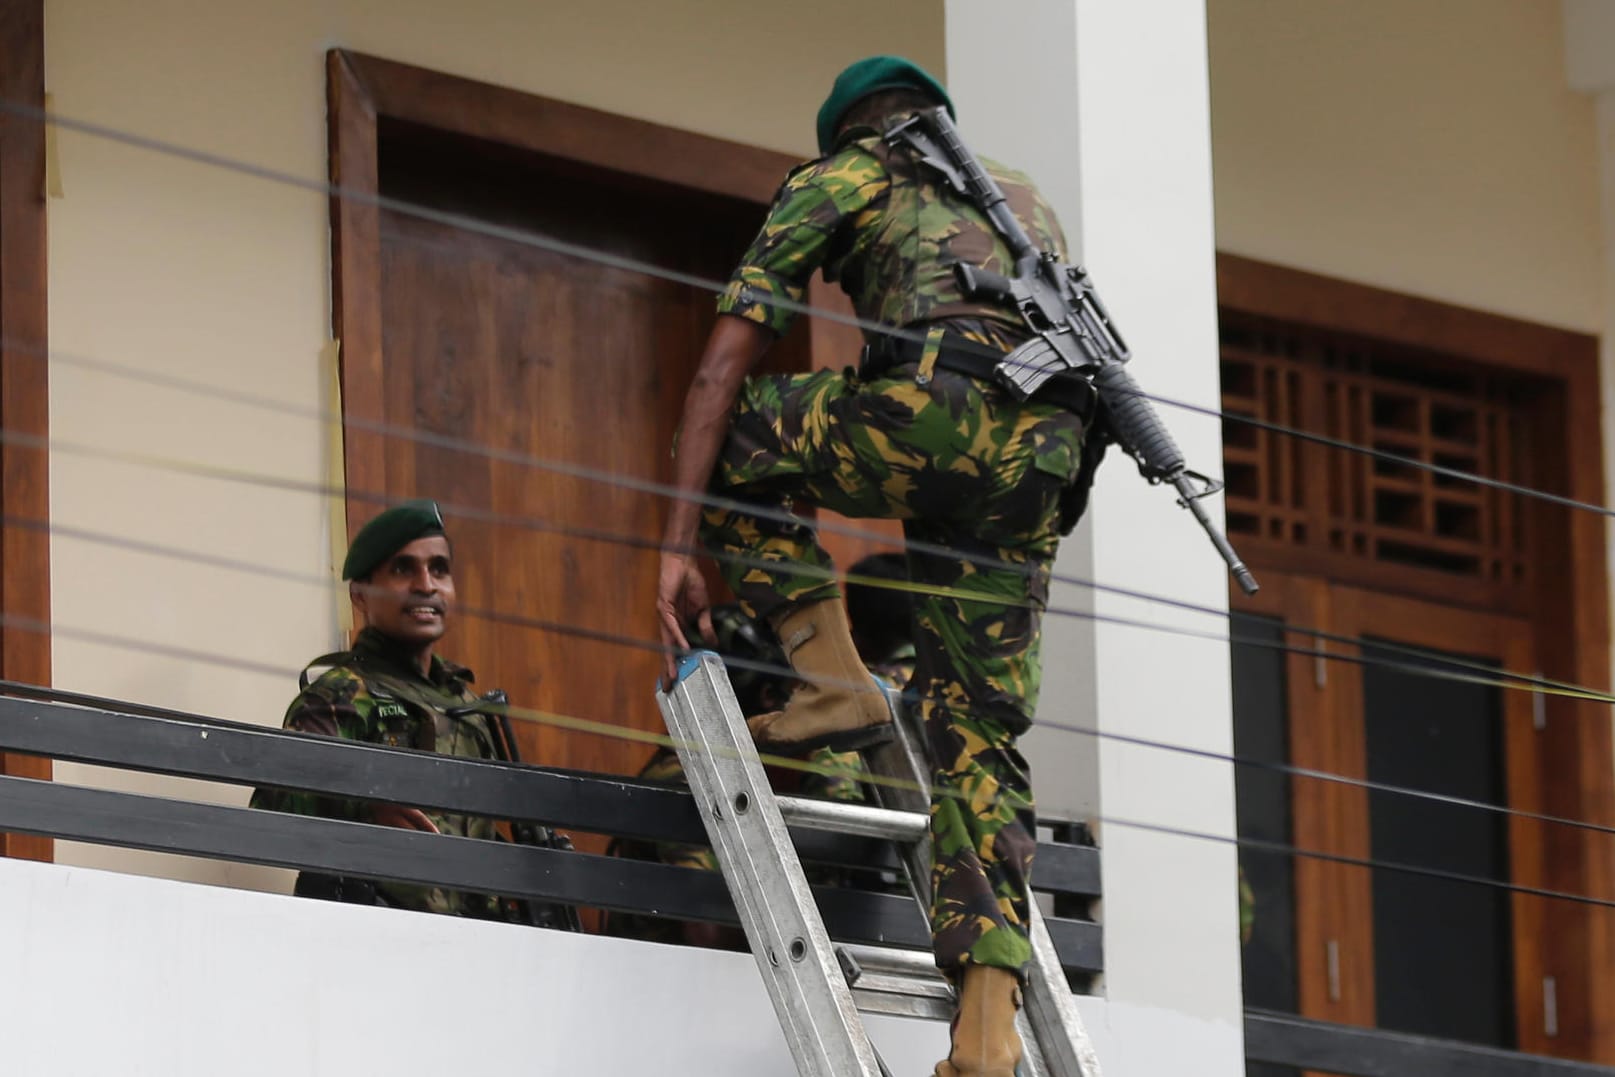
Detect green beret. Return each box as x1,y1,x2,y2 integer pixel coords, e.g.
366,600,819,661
816,55,953,155
342,499,445,580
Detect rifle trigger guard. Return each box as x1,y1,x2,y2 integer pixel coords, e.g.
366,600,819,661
1174,469,1225,507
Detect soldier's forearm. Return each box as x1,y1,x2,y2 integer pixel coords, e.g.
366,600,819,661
663,315,773,553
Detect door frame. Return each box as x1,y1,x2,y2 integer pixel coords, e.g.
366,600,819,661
1337,584,1547,1055
1222,255,1613,1061
328,50,805,533
0,0,51,862
1246,573,1547,1049
326,48,909,582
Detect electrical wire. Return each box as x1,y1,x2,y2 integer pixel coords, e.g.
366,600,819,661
3,630,1611,914
12,340,1615,846
2,87,1600,711
1108,816,1615,913
2,100,1612,916
6,96,1613,526
15,337,1611,713
12,347,1615,852
0,90,1599,707
10,509,1615,848
13,405,1608,719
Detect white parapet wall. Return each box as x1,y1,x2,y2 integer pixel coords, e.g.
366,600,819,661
0,856,954,1075
0,853,1247,1075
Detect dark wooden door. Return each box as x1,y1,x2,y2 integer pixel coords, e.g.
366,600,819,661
1360,637,1515,1044
1233,575,1550,1072
370,126,808,799
0,0,51,862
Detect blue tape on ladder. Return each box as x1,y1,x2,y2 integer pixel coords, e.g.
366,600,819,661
674,650,718,685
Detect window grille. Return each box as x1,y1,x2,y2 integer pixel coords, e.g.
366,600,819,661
1220,315,1534,593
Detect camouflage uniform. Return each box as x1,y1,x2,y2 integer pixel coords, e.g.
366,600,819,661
701,119,1087,973
250,626,502,917
866,641,917,693
606,607,872,944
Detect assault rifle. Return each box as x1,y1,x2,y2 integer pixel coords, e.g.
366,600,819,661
884,108,1258,595
449,690,584,932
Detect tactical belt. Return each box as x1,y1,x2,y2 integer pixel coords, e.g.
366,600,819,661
859,330,1098,423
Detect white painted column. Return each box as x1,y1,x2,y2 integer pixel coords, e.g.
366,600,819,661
1563,0,1615,717
946,2,1243,1074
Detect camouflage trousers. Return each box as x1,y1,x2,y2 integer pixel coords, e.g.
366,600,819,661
702,359,1083,973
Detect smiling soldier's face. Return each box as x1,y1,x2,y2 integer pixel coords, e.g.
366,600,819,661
352,535,455,649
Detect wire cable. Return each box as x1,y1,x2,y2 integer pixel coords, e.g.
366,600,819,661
1109,815,1615,913
17,409,1609,718
2,88,1598,705
12,509,1615,847
8,97,1614,526
3,642,1612,914
15,339,1611,712
5,102,1613,912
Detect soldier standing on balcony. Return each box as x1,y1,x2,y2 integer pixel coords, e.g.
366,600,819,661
654,56,1099,1077
253,499,537,920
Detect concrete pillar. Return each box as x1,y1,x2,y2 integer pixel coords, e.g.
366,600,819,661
1563,0,1615,701
945,2,1243,1073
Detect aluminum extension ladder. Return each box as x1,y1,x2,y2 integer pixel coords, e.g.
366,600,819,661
656,650,1103,1077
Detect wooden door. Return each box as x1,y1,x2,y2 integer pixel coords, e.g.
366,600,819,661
0,0,51,862
370,123,812,792
1219,256,1615,1064
1235,574,1555,1069
330,53,913,866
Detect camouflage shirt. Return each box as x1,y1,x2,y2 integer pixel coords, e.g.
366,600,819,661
249,627,500,916
718,113,1067,340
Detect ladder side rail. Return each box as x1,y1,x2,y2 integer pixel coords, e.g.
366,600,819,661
657,652,884,1077
863,686,936,913
1025,901,1105,1077
863,685,1105,1077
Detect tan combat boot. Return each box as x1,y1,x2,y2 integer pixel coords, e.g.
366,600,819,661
934,966,1025,1077
746,597,893,753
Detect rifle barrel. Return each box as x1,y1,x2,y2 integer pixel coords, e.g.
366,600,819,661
1172,474,1259,595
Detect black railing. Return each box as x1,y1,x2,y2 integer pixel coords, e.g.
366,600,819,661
4,684,1610,1075
1245,1010,1615,1076
0,683,1101,982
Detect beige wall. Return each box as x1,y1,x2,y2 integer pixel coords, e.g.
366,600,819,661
42,0,1607,890
43,0,941,883
1208,0,1601,332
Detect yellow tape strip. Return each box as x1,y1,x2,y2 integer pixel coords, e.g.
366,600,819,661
321,339,352,642
42,93,63,199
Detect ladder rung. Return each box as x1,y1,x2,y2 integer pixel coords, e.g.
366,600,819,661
839,944,955,1022
839,942,948,982
777,795,929,842
660,651,1102,1076
852,982,954,1021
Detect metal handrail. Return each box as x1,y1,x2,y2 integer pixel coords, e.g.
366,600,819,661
0,686,1103,979
1245,1009,1615,1077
